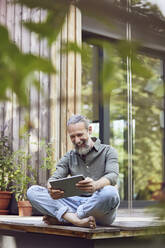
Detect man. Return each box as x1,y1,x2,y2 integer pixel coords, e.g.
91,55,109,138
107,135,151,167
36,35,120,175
27,114,120,228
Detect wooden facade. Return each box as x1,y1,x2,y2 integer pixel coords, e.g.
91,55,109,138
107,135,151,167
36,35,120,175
0,0,81,184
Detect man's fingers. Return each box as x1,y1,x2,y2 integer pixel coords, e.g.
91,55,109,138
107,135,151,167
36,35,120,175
76,178,92,185
49,189,64,194
77,184,92,188
77,185,93,192
48,188,64,199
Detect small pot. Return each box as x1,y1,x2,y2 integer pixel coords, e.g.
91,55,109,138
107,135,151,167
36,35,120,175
0,191,12,215
17,200,32,216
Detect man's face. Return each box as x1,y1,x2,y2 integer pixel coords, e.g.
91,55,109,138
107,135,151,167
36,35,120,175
68,122,92,155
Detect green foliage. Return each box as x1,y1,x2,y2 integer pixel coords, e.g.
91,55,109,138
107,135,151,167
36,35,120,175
10,132,35,201
62,42,91,66
81,39,164,203
14,0,70,45
81,43,95,120
0,134,14,191
0,0,158,109
10,132,56,201
39,139,56,173
83,39,153,104
0,24,55,106
11,149,37,201
0,0,164,108
0,131,56,201
22,7,69,45
0,0,163,204
117,40,153,79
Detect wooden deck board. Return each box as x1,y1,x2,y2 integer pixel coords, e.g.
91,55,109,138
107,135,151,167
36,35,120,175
0,210,164,239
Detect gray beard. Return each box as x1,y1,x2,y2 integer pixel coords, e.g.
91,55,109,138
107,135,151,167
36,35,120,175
75,139,92,156
76,144,91,156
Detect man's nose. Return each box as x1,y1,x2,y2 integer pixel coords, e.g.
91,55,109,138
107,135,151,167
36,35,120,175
75,136,81,144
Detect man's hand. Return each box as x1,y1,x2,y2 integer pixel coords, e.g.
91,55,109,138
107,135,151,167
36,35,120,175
47,181,64,199
76,177,96,193
48,185,64,199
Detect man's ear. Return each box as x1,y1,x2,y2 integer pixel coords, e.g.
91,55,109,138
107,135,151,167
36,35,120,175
88,125,92,135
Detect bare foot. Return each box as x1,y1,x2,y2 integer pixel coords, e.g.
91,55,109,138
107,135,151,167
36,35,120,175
43,214,96,229
43,215,62,225
63,212,96,229
76,216,96,229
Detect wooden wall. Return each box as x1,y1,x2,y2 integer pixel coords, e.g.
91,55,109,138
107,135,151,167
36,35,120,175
0,0,82,185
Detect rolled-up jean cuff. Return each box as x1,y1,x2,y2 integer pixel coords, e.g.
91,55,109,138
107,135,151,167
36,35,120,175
56,206,69,222
77,205,85,219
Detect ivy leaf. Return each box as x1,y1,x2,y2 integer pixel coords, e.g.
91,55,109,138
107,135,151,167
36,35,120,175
15,0,70,45
0,24,55,106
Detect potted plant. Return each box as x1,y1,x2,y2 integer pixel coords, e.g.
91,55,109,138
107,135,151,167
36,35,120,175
11,148,37,216
0,131,14,215
10,131,56,216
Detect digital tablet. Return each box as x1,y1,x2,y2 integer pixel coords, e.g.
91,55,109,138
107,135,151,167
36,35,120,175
49,175,86,198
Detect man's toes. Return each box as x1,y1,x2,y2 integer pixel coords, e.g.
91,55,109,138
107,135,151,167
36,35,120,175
89,216,96,223
43,215,51,224
89,222,96,229
90,223,95,228
43,216,47,222
89,216,96,228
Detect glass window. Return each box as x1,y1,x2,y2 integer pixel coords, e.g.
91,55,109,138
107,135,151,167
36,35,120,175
81,44,100,138
132,55,164,201
81,40,165,207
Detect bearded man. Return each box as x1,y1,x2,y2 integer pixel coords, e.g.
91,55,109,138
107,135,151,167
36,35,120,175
27,114,120,228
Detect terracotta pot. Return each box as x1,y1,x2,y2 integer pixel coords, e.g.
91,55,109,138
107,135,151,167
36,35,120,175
18,200,32,217
0,191,12,215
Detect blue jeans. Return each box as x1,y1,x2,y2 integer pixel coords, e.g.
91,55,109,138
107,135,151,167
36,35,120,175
27,185,120,226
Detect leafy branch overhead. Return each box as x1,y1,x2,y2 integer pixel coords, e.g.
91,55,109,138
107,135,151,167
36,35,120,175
0,0,164,106
21,5,70,45
0,24,55,106
0,0,71,106
15,0,154,84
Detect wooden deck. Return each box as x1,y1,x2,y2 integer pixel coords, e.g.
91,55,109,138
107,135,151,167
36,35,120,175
0,209,164,239
0,209,164,248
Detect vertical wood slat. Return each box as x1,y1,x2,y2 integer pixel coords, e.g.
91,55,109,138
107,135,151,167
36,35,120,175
29,8,40,176
4,0,14,146
12,3,22,152
67,5,76,117
14,3,22,50
38,10,50,184
0,0,7,25
19,5,31,153
66,5,80,151
50,34,61,164
75,7,82,114
0,0,7,135
60,15,68,157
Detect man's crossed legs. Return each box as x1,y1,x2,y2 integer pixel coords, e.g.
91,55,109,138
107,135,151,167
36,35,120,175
27,185,120,228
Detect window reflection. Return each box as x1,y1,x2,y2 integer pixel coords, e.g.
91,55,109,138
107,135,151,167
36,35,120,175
81,41,164,205
132,55,164,201
81,44,99,122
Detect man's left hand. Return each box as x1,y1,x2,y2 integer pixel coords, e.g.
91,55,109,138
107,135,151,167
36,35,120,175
76,177,96,193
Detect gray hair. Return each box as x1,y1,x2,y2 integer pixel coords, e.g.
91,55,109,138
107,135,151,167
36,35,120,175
67,114,90,130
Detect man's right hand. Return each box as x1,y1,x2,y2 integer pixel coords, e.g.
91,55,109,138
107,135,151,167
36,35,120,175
48,188,64,199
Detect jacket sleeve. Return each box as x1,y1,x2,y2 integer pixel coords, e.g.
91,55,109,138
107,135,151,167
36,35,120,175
103,147,119,186
48,152,70,182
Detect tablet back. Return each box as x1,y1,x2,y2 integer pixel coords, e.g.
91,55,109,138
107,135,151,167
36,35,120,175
49,175,86,198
